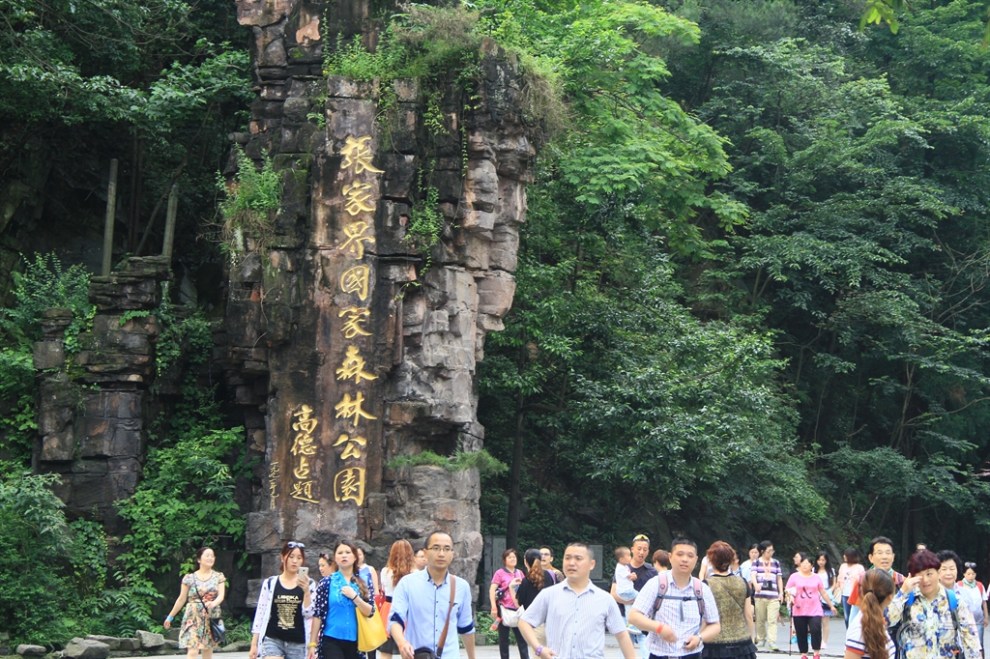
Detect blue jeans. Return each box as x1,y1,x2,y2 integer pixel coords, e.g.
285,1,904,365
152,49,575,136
842,595,851,626
261,637,307,659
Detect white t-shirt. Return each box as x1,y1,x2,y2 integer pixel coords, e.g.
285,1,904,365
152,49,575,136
839,563,866,597
957,582,984,622
845,611,895,658
380,566,397,597
614,563,635,593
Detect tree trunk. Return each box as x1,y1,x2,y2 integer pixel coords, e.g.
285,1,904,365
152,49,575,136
506,389,525,549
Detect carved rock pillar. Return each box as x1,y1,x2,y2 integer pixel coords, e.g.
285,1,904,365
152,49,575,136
230,0,535,588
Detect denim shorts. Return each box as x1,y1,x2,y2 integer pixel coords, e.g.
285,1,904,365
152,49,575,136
260,636,307,659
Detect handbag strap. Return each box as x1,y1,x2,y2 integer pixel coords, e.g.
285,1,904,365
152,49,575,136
192,578,209,611
191,574,220,617
435,574,457,657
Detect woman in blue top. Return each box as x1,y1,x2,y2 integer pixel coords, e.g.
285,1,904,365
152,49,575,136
308,541,374,659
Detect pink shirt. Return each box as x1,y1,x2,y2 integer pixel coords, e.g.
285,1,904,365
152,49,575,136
787,572,826,617
491,567,523,608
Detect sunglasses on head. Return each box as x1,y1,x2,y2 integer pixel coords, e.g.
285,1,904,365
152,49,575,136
287,541,305,549
633,534,650,543
965,562,977,569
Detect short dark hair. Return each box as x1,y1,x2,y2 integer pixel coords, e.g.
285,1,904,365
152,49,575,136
907,549,941,575
843,547,862,564
671,537,697,552
936,549,962,575
425,531,453,549
868,536,894,556
565,542,594,560
758,540,774,554
652,549,671,569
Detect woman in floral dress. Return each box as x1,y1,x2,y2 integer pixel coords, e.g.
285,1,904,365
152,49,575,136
164,546,227,659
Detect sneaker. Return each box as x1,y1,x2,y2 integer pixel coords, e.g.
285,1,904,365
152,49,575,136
801,655,808,659
769,644,779,651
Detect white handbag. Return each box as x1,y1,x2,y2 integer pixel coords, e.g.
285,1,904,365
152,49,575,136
500,605,524,628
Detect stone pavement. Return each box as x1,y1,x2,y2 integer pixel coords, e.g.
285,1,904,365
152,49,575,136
138,617,848,659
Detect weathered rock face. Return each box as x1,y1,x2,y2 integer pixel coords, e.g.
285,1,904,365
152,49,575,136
225,0,534,582
63,638,110,659
34,256,169,530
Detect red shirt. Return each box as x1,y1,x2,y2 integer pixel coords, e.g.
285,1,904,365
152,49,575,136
847,569,904,607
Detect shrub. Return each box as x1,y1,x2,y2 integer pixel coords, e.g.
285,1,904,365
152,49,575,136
1,252,93,348
218,146,282,256
0,473,127,643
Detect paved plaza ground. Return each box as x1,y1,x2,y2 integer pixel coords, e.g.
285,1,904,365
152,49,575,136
143,617,848,659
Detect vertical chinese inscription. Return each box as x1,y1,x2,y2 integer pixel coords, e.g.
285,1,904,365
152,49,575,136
289,404,319,504
330,134,383,506
268,461,281,510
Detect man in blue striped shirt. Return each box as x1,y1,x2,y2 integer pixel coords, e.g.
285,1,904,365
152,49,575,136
519,542,638,659
389,532,476,659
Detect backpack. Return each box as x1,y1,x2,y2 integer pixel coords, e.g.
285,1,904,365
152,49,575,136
648,571,706,620
892,588,959,659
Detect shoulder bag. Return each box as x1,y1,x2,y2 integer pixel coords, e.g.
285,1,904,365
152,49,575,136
356,596,388,652
195,585,226,646
413,575,457,659
497,569,524,627
500,605,524,627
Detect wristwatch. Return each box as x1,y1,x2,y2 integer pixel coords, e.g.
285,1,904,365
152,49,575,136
535,647,543,657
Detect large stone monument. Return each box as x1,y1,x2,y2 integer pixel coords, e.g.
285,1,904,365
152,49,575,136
227,0,535,583
28,0,535,601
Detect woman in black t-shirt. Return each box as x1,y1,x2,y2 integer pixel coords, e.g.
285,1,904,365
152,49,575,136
514,548,554,655
250,541,316,659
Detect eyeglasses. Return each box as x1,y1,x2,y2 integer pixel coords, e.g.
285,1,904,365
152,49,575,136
428,545,454,554
287,541,305,549
633,534,650,543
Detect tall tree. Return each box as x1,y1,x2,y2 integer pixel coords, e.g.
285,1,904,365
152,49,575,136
476,0,824,549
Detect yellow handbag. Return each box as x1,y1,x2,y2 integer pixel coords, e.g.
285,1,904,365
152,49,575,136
356,604,388,652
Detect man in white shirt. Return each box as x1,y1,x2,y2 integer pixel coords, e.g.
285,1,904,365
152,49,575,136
628,538,721,659
519,543,637,659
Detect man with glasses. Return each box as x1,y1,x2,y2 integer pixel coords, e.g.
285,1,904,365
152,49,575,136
847,535,904,621
540,547,564,584
389,532,476,659
519,542,637,659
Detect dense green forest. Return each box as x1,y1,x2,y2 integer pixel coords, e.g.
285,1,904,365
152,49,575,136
3,0,990,644
477,0,990,560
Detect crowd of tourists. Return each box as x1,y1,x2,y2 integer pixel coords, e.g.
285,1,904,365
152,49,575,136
159,533,989,659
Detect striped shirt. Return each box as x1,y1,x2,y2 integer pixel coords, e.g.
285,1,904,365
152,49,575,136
751,558,782,598
631,573,720,658
520,580,626,659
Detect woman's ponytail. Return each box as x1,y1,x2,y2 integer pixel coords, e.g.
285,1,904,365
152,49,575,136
524,548,544,589
859,569,895,659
